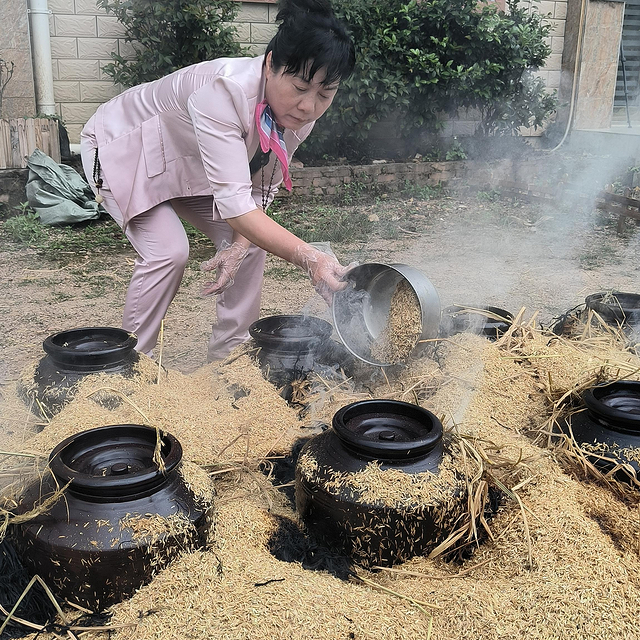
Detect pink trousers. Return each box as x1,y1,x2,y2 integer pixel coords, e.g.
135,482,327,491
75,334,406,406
80,137,266,360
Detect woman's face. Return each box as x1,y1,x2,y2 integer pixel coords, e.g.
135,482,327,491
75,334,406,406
264,52,339,130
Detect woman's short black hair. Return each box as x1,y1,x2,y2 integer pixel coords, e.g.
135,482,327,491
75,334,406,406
265,0,355,86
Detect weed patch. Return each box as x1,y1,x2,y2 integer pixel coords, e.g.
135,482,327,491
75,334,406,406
264,262,306,281
3,213,47,244
269,204,373,244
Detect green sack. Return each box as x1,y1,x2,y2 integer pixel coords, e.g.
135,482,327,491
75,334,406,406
26,148,102,225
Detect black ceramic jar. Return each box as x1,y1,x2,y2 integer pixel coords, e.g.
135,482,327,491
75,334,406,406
563,381,640,482
249,314,345,391
21,327,140,417
440,305,513,341
12,425,212,611
295,400,466,567
585,292,640,327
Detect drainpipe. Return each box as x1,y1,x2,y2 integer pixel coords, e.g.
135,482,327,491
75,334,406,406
550,0,588,152
28,0,56,116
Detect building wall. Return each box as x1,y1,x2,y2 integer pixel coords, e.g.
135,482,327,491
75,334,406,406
48,0,278,142
517,0,566,136
45,0,563,143
572,0,624,130
0,0,36,119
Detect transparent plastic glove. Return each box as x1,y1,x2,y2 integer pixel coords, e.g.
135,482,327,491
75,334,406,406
200,240,249,296
293,244,356,305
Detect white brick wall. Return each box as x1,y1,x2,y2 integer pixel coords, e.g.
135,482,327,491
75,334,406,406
96,16,126,38
540,1,565,109
48,0,565,144
50,1,279,143
54,14,97,37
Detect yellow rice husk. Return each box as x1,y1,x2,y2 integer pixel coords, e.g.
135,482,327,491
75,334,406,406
20,351,301,465
370,280,423,363
7,320,640,639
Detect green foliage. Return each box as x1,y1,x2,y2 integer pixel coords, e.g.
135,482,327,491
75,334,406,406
97,0,244,87
445,139,467,161
477,189,502,202
301,0,556,161
336,180,372,205
401,182,445,200
1,214,132,255
4,212,46,243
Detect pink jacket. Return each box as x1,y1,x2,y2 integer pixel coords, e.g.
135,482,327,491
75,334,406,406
83,55,315,227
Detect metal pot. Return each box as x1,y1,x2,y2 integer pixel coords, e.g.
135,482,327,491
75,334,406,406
331,263,441,366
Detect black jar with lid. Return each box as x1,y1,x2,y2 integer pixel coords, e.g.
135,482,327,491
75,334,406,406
249,315,354,399
585,292,640,327
295,400,466,567
440,305,513,341
20,327,140,418
11,425,212,611
564,380,640,483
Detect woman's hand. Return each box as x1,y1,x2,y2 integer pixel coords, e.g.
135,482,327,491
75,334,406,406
200,240,250,296
224,209,354,303
293,245,353,305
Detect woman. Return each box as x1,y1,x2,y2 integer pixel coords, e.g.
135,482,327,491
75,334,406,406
80,0,355,360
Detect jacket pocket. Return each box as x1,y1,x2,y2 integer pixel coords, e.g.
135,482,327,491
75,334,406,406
141,115,166,177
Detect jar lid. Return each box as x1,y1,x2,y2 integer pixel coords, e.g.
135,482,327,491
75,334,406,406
249,315,332,351
585,292,640,325
49,424,182,501
332,400,443,461
583,381,640,434
441,305,513,338
43,327,138,371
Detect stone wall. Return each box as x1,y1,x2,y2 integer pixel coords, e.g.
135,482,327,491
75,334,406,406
285,161,465,198
1,160,466,211
3,151,626,212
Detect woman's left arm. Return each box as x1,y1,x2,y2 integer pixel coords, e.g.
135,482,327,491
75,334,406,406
225,207,350,303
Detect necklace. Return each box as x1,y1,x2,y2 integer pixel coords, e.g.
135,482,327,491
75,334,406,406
260,156,278,212
92,148,104,204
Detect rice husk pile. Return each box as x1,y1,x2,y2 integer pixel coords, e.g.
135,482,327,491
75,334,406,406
101,378,640,640
370,279,422,363
299,454,464,510
8,321,640,639
20,351,302,465
102,490,439,640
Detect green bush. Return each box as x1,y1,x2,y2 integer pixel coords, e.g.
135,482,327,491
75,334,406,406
98,0,244,87
299,0,556,161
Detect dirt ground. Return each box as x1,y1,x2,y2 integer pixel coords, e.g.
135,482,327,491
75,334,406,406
1,189,637,391
2,188,640,638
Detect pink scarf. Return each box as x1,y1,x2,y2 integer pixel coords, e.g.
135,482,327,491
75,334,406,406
255,100,292,191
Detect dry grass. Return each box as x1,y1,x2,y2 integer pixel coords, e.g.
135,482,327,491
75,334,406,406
494,309,640,496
